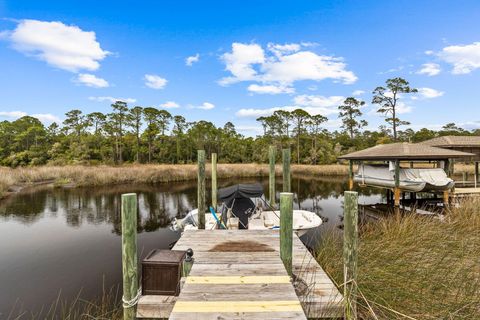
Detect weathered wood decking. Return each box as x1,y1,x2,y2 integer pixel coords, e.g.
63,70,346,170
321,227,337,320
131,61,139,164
137,230,343,319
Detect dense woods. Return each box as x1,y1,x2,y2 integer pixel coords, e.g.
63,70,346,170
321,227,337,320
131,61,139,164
1,78,478,167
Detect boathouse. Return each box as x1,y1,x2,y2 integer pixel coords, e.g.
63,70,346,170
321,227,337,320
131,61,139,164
338,142,474,206
419,135,480,186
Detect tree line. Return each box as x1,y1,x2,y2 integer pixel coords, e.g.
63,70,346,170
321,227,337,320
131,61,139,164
0,77,478,167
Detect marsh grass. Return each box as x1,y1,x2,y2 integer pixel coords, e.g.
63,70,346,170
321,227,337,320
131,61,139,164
0,163,348,197
7,285,122,320
316,198,480,319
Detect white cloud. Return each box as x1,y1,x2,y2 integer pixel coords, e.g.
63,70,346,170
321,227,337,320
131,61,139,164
352,90,365,96
416,63,441,76
0,111,28,118
395,102,413,114
159,101,180,109
417,87,444,99
267,42,301,57
4,19,109,72
425,50,434,55
247,84,294,94
75,73,109,88
219,43,265,85
370,100,412,116
185,53,200,66
144,74,167,89
293,95,345,115
438,42,480,74
88,96,136,103
0,110,61,123
236,94,344,118
189,102,215,110
219,42,356,93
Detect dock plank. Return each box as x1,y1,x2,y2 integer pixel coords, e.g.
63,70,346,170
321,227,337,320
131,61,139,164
137,229,343,319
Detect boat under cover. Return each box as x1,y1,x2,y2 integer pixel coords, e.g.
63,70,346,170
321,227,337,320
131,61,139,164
172,183,322,236
354,164,455,192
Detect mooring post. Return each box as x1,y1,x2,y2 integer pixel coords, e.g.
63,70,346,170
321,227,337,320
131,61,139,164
121,193,138,320
211,152,217,211
343,191,358,320
394,160,401,207
269,146,276,207
197,150,206,229
348,160,354,190
282,148,291,192
280,192,293,276
475,161,479,188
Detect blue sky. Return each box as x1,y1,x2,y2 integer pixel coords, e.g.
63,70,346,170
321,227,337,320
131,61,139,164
1,1,480,136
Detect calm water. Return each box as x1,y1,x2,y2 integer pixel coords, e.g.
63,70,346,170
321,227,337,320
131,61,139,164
0,176,382,317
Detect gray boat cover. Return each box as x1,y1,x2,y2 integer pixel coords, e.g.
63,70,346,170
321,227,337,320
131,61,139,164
357,164,453,187
218,183,263,203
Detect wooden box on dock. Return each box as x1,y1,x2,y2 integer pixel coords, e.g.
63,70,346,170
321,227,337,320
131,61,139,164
142,249,186,296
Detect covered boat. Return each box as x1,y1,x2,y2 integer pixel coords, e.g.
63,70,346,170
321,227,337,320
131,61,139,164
172,183,322,236
355,163,455,192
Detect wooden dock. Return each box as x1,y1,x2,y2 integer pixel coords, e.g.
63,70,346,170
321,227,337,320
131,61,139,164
137,230,343,319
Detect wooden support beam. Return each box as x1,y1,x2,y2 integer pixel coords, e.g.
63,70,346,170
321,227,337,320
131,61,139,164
348,160,354,190
394,188,401,207
121,193,138,320
282,148,291,192
280,192,293,276
475,162,479,188
443,190,450,207
197,150,206,229
394,160,401,207
211,153,217,211
269,146,276,207
343,191,358,320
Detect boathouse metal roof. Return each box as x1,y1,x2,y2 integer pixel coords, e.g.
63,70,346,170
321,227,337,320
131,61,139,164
419,135,480,147
338,142,475,161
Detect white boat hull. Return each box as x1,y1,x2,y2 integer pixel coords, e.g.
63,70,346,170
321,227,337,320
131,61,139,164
173,209,322,236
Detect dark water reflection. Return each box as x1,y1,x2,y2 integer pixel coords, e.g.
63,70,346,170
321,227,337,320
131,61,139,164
0,176,382,317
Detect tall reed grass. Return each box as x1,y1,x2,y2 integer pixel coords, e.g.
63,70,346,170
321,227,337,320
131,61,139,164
316,198,480,319
0,164,348,198
7,285,122,320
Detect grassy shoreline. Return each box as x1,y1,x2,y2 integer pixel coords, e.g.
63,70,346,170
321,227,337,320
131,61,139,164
316,198,480,319
0,163,348,198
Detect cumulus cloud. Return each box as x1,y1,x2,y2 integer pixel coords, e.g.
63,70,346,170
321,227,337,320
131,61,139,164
144,74,167,89
247,84,294,94
189,102,215,110
416,63,441,76
219,42,356,94
185,53,200,66
159,101,180,109
75,73,109,88
438,42,480,74
88,96,136,103
0,110,61,123
236,94,344,118
3,19,109,72
416,87,444,99
352,90,365,96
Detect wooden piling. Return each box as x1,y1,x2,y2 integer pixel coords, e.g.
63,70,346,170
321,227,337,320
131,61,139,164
475,162,479,188
343,191,358,320
443,190,450,207
269,146,276,207
197,150,206,229
121,193,138,320
348,160,354,190
211,153,217,211
280,192,293,276
394,160,401,207
282,148,291,192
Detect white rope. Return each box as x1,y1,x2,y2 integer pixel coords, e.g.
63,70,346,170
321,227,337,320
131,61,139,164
122,288,141,308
